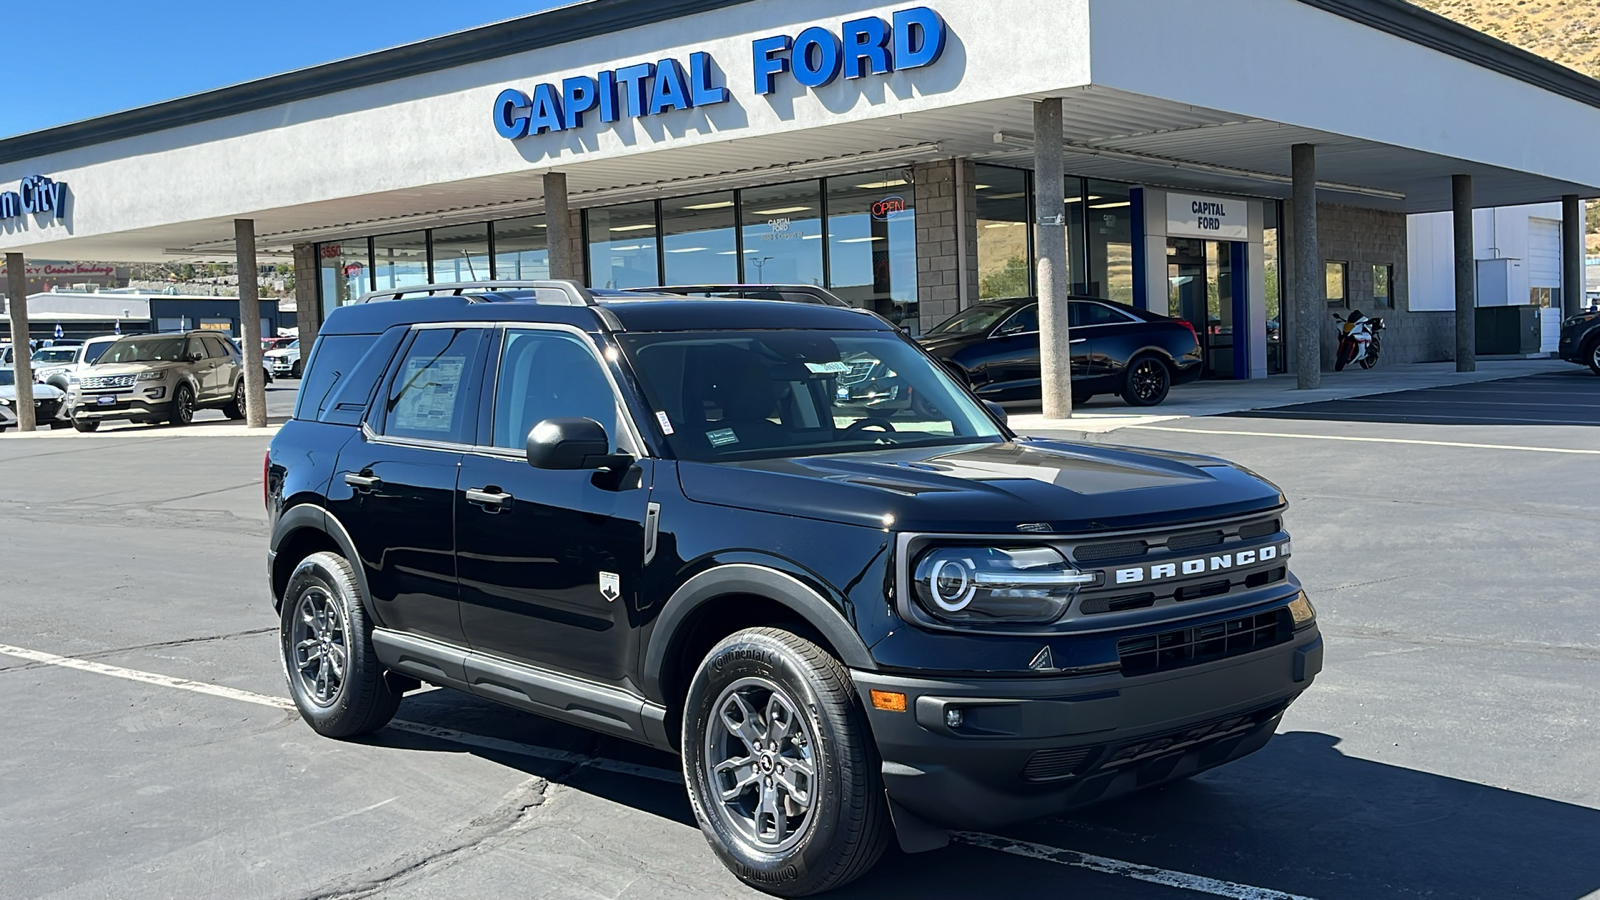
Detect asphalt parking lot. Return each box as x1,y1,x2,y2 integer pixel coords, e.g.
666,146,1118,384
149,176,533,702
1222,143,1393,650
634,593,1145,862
1,370,1597,899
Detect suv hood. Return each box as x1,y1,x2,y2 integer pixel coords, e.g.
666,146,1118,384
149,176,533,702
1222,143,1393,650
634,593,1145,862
676,439,1284,533
84,361,184,377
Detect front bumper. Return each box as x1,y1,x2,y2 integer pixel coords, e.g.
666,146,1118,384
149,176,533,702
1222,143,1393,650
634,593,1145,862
70,393,173,421
852,625,1322,831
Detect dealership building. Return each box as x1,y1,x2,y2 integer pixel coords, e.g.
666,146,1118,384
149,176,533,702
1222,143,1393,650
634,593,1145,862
3,0,1600,383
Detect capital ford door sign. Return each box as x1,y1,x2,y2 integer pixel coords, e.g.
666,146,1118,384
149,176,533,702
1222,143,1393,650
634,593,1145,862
494,6,947,140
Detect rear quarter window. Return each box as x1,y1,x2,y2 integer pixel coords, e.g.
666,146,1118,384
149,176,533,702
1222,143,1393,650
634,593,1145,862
294,334,385,423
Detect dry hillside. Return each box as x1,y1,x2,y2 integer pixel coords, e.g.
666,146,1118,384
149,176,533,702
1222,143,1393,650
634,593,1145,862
1408,0,1600,250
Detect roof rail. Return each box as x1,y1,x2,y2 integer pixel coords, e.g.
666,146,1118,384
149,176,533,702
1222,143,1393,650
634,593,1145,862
355,279,596,307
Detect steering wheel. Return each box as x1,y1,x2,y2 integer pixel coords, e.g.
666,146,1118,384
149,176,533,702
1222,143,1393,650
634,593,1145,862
843,417,898,438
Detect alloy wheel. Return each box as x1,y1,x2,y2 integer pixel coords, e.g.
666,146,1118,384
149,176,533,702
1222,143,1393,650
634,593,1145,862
175,386,194,424
291,586,350,707
234,381,244,411
704,676,819,854
1130,359,1168,403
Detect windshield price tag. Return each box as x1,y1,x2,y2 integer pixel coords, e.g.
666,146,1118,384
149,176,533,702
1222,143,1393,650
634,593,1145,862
805,361,851,374
655,411,674,435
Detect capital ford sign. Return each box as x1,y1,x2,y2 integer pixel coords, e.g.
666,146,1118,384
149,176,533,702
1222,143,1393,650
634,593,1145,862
494,6,947,140
1166,191,1248,241
0,175,68,223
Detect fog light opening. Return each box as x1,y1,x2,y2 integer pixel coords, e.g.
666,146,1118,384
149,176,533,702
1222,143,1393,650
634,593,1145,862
944,708,964,729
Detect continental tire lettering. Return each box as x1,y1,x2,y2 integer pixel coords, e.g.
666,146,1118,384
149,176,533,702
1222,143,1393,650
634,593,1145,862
738,864,801,884
712,647,777,672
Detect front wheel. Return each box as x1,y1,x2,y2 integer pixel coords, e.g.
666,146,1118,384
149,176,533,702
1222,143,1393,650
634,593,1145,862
291,360,303,379
1587,339,1600,376
1121,356,1172,407
280,551,401,737
683,628,890,896
72,418,99,433
169,383,195,426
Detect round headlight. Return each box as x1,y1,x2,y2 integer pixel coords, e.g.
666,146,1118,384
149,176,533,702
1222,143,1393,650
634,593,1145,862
911,545,1093,624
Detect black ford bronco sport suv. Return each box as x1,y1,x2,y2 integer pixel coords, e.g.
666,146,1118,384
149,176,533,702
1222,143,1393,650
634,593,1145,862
266,281,1322,896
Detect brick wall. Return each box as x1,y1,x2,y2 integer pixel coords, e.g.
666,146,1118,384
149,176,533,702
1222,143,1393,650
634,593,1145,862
914,160,978,332
1288,201,1453,368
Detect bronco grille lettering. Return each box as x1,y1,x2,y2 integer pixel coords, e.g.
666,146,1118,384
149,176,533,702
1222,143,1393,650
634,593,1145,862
1114,542,1287,585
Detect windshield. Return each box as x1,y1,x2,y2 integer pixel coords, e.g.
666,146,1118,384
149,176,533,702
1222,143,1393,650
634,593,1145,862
84,342,113,364
926,303,1020,337
32,348,76,364
620,330,1005,462
98,337,187,364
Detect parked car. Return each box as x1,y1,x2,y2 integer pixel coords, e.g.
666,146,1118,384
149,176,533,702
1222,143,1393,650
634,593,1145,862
264,339,302,378
266,280,1320,896
31,335,121,391
262,336,297,352
65,331,248,432
0,368,70,430
1557,308,1600,374
919,297,1203,407
634,284,853,307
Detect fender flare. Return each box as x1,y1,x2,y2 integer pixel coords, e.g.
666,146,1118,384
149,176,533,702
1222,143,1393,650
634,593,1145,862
269,504,374,620
642,563,876,703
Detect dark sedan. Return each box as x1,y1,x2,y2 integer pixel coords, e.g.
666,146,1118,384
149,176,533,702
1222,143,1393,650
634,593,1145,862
919,297,1203,406
1557,308,1600,374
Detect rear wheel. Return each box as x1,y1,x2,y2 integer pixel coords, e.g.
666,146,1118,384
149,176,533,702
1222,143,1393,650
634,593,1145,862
683,628,890,896
280,551,401,737
1121,356,1172,407
222,380,246,419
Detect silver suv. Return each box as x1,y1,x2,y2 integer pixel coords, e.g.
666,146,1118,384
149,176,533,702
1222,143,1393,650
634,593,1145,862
67,331,246,432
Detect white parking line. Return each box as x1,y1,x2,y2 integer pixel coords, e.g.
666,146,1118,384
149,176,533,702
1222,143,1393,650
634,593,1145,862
954,832,1317,900
1128,424,1600,455
0,642,1317,898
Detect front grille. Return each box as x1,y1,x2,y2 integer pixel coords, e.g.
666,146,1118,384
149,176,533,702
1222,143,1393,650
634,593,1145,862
1167,530,1223,552
1078,592,1155,615
1022,747,1094,782
81,374,135,389
1073,539,1147,563
1098,703,1287,769
1117,609,1290,676
1238,519,1281,540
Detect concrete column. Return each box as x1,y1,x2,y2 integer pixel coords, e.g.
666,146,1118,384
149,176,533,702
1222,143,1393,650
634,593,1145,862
234,220,268,427
4,253,37,431
544,172,577,281
1034,98,1072,418
292,242,322,348
1291,144,1321,390
1453,175,1475,372
1562,194,1584,319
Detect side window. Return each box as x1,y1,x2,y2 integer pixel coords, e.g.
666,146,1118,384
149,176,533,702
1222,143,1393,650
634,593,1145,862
203,335,233,359
379,328,485,444
1072,302,1125,328
185,336,208,360
492,330,623,450
1000,304,1038,334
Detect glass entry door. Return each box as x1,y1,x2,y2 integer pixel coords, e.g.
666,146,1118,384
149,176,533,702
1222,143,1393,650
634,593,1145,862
1168,238,1240,379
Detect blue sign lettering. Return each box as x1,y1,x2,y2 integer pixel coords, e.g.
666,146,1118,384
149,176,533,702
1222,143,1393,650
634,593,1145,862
493,6,948,140
0,176,68,223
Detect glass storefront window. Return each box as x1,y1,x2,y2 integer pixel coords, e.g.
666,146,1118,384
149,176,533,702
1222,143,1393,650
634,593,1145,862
1264,202,1284,374
1063,177,1085,295
431,224,490,284
317,241,369,315
739,181,825,286
827,168,919,333
1084,179,1133,303
494,215,549,280
587,201,659,288
661,192,737,285
975,166,1031,300
373,231,429,289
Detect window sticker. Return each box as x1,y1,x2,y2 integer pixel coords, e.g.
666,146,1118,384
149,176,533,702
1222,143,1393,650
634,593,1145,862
707,427,739,447
805,360,851,374
393,357,464,434
655,410,675,435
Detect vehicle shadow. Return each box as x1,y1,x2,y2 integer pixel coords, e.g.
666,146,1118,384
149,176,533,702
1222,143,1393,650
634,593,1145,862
362,692,1600,900
1224,371,1600,427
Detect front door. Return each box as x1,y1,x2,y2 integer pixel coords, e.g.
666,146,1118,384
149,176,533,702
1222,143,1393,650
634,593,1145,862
456,327,652,689
1167,238,1243,378
330,325,490,646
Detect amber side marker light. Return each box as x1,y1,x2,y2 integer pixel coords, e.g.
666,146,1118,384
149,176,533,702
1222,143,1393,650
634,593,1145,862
870,690,907,712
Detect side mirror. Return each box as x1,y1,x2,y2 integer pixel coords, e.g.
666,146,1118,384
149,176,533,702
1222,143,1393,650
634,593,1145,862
526,417,627,471
189,352,206,362
994,324,1022,338
983,400,1008,424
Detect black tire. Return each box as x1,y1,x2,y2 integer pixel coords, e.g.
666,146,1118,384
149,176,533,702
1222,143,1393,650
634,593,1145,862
72,419,99,433
1334,343,1352,372
1358,352,1378,370
1586,338,1600,376
222,379,246,419
169,383,195,426
279,551,401,738
682,628,890,897
291,359,303,379
1121,355,1172,407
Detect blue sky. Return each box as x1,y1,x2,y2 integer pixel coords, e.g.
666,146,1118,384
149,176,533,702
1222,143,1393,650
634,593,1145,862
2,0,565,139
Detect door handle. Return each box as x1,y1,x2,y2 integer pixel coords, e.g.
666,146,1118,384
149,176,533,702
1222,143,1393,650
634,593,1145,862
344,472,380,491
465,487,513,511
1070,338,1087,345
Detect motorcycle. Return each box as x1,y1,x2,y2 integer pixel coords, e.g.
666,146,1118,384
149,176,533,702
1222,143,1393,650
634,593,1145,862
1333,309,1385,371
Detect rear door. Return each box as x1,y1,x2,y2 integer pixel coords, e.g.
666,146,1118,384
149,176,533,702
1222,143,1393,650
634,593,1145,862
455,326,652,690
1074,300,1153,385
202,334,241,396
329,326,490,646
981,304,1042,400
